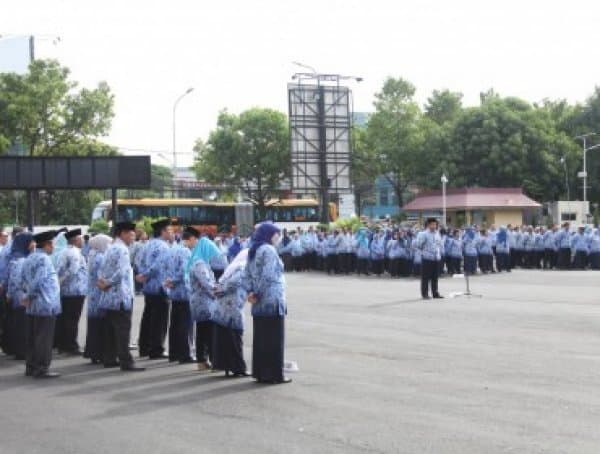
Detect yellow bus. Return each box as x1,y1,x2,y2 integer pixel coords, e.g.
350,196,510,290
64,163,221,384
92,198,338,234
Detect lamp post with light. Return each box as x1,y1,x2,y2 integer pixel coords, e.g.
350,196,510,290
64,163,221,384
441,173,448,227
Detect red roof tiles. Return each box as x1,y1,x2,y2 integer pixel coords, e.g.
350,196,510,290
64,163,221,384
403,187,541,211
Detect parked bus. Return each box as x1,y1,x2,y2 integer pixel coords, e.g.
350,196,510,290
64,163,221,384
92,198,337,235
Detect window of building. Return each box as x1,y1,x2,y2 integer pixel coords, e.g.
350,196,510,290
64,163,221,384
561,212,577,221
379,189,388,206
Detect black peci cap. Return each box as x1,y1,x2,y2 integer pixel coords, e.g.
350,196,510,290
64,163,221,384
425,217,438,226
151,219,171,233
114,222,137,235
33,230,57,246
64,228,82,240
184,226,201,238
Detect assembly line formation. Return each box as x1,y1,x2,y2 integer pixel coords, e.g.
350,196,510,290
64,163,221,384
0,218,597,379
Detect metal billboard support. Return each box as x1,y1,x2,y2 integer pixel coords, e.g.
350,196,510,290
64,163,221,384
288,71,361,225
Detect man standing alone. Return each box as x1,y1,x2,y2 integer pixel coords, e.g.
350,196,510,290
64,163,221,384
416,218,444,300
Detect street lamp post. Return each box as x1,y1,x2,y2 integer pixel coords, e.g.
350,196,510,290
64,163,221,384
441,173,448,226
575,132,599,202
172,87,194,173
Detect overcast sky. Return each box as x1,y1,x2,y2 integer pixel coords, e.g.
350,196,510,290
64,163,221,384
2,0,600,167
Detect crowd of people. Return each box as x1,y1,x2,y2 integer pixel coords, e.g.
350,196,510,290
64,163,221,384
0,221,290,383
1,217,597,378
276,221,600,278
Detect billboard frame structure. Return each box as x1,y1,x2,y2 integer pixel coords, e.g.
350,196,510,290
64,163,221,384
288,72,360,224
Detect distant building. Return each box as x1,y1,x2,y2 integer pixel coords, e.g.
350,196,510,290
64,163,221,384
361,177,400,219
403,187,541,227
546,201,591,227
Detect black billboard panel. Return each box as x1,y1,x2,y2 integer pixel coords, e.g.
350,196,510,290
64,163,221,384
0,156,151,189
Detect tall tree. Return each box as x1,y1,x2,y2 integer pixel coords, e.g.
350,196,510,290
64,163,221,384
193,108,289,217
365,77,428,210
0,59,116,225
424,89,463,125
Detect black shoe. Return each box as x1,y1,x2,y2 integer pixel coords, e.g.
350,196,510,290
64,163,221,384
433,294,444,299
34,371,60,379
103,362,120,368
148,353,168,360
178,358,195,364
422,296,431,300
62,349,83,357
121,364,145,372
275,377,292,384
233,371,251,377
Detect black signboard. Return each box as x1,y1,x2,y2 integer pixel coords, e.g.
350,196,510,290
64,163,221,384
0,156,151,189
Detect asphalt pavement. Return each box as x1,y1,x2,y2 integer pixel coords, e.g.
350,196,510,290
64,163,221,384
1,270,599,453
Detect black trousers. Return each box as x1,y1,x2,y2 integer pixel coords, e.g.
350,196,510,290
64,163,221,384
399,258,410,277
389,258,400,277
478,254,493,273
496,252,510,272
590,252,600,270
252,316,284,383
25,315,56,376
11,306,26,359
292,256,303,272
464,255,477,275
573,251,588,270
212,324,247,374
1,302,13,355
421,259,440,298
55,296,84,353
557,248,571,269
195,320,214,363
85,317,105,362
326,254,337,274
103,308,134,367
169,301,192,361
139,293,169,357
372,259,384,276
356,258,369,275
543,249,555,269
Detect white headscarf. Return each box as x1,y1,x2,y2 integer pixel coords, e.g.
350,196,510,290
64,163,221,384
219,248,248,283
88,234,112,262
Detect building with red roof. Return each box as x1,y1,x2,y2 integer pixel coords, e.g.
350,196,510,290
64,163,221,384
403,187,541,226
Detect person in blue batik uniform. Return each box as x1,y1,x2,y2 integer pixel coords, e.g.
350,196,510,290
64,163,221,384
84,234,111,364
0,227,25,355
477,229,494,274
416,218,444,300
354,229,371,276
370,231,386,277
244,222,291,384
55,228,88,355
495,227,511,272
135,218,172,359
187,232,220,371
462,227,479,275
97,222,144,372
447,230,463,275
21,230,61,378
163,228,194,364
6,232,35,360
571,226,589,270
212,249,250,377
589,229,600,270
556,222,572,269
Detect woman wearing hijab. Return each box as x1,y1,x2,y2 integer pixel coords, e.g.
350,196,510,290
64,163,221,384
6,232,35,359
355,229,370,276
187,235,220,371
212,249,250,377
244,222,291,384
85,234,112,364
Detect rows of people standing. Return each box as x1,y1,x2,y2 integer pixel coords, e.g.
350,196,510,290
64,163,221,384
0,221,291,383
276,222,600,278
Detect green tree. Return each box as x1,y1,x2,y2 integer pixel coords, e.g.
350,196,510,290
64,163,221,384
365,77,429,210
424,89,463,125
446,96,578,202
351,125,376,216
193,108,289,217
0,59,116,225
